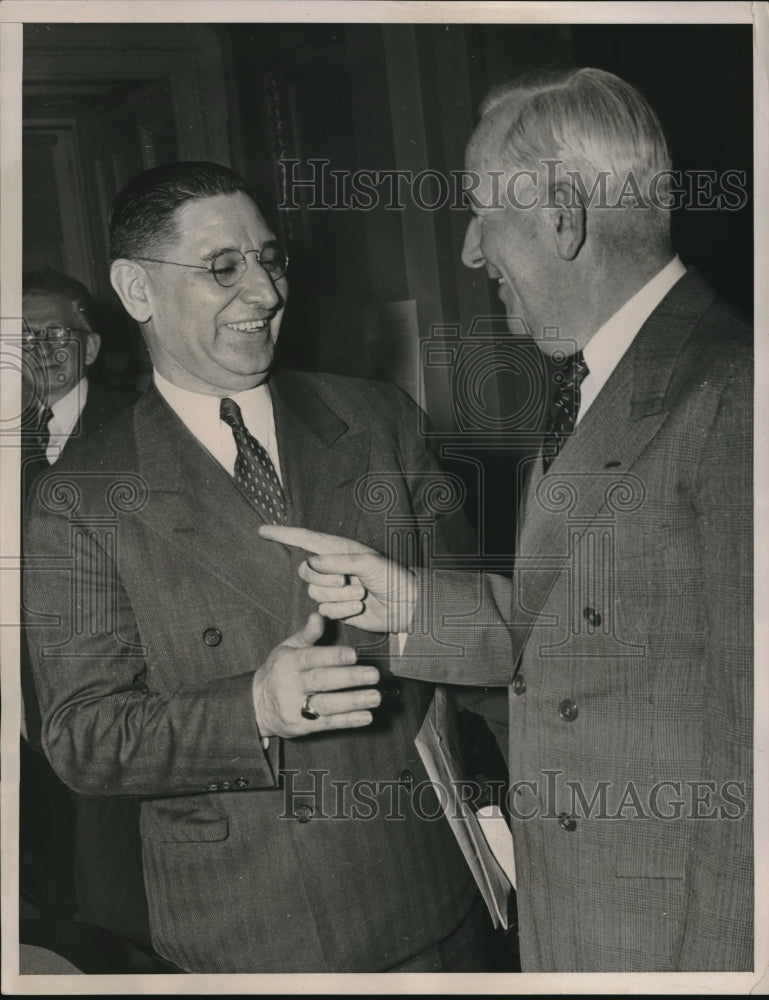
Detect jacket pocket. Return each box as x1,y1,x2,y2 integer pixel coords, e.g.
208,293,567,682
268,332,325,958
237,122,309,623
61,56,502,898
140,800,229,843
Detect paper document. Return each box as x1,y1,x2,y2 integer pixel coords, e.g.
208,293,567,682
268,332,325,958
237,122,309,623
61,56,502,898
415,688,513,929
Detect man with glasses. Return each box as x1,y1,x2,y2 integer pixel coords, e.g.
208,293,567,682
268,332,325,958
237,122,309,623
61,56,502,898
21,270,129,494
23,161,491,973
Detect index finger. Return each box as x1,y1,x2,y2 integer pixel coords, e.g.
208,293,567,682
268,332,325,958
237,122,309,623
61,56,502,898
258,524,374,556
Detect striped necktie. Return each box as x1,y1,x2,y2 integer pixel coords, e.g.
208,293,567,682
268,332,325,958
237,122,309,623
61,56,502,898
220,397,286,524
542,351,589,472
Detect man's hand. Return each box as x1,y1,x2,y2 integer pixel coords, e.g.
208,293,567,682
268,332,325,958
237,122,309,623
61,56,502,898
253,612,382,738
258,525,416,634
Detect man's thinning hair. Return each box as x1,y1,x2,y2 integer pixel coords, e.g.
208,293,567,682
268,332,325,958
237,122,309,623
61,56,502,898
482,67,672,207
109,161,253,262
22,268,96,328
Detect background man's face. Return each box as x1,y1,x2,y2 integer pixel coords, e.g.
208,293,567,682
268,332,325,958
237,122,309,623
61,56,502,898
22,291,99,405
142,191,288,395
462,110,572,356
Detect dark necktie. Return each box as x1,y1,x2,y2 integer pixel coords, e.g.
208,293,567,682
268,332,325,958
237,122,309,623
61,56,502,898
220,396,286,524
22,402,54,497
542,351,589,472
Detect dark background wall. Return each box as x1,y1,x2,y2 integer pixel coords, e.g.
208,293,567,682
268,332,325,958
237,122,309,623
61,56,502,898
22,20,753,554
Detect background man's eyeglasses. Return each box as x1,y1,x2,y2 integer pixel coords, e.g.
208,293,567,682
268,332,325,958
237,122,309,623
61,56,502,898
133,242,289,287
22,324,89,347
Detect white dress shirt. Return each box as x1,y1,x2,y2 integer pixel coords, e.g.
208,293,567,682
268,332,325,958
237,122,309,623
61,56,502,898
578,255,687,423
47,377,89,463
153,370,283,483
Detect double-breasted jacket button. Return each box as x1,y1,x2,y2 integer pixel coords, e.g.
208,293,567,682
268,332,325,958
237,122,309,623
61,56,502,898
398,769,415,787
203,627,223,646
558,812,577,832
583,606,601,627
558,698,578,722
235,777,250,789
378,681,401,704
512,674,526,695
295,804,313,823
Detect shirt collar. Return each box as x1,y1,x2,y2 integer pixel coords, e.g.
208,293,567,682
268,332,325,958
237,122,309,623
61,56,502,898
153,369,278,475
48,376,88,438
46,376,89,463
578,255,687,423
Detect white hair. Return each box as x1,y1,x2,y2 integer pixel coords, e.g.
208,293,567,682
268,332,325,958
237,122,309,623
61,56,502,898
482,67,672,211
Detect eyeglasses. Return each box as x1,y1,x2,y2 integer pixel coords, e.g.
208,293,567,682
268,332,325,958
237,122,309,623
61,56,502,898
22,323,89,347
133,241,289,287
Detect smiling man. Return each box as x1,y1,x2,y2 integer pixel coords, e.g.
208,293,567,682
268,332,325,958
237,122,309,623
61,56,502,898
22,162,490,973
261,68,754,972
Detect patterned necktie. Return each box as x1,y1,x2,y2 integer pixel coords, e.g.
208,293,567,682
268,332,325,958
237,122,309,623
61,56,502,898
542,351,589,472
220,396,286,523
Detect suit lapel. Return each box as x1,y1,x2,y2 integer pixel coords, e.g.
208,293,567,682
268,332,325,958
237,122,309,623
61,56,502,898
271,371,370,537
129,376,372,622
131,386,292,625
514,268,717,652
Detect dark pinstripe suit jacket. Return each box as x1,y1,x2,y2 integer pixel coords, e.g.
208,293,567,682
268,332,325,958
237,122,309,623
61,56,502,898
399,269,753,971
23,371,480,973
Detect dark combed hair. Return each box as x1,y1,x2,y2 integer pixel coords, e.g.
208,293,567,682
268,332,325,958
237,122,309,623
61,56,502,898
108,161,253,261
22,268,96,327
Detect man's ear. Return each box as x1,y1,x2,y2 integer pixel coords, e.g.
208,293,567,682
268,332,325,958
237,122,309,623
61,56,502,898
550,181,586,261
84,332,101,367
110,259,153,323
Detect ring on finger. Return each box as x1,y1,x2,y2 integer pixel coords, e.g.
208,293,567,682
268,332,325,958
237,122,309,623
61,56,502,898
301,695,321,721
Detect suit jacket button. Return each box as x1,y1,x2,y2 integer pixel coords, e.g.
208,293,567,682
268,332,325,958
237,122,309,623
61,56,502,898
295,804,313,823
512,674,526,695
235,777,250,788
398,769,414,787
558,812,577,832
203,627,223,646
583,606,601,627
220,780,232,790
558,698,578,722
207,783,219,792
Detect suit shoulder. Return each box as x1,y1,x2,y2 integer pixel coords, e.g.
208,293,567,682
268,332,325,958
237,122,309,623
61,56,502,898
49,397,138,475
275,369,414,415
696,294,752,365
85,380,139,418
675,294,753,400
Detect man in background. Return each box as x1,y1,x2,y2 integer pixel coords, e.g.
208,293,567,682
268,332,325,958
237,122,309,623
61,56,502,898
23,161,494,973
264,67,754,972
21,269,131,493
20,268,144,939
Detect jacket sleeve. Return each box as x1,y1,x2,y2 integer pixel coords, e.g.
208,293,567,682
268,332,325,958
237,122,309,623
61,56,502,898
23,495,277,798
673,359,753,970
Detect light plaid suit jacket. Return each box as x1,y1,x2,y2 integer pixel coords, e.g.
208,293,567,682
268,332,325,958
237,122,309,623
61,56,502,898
401,269,753,972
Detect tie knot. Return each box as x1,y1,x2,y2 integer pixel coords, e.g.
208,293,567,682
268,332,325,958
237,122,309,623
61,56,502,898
565,350,588,384
551,350,589,400
39,405,54,432
219,396,243,429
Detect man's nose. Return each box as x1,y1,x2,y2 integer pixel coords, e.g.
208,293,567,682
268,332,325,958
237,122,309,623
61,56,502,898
239,256,282,309
461,216,485,269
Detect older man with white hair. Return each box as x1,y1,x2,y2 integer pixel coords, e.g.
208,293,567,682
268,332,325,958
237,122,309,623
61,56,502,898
263,67,753,973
